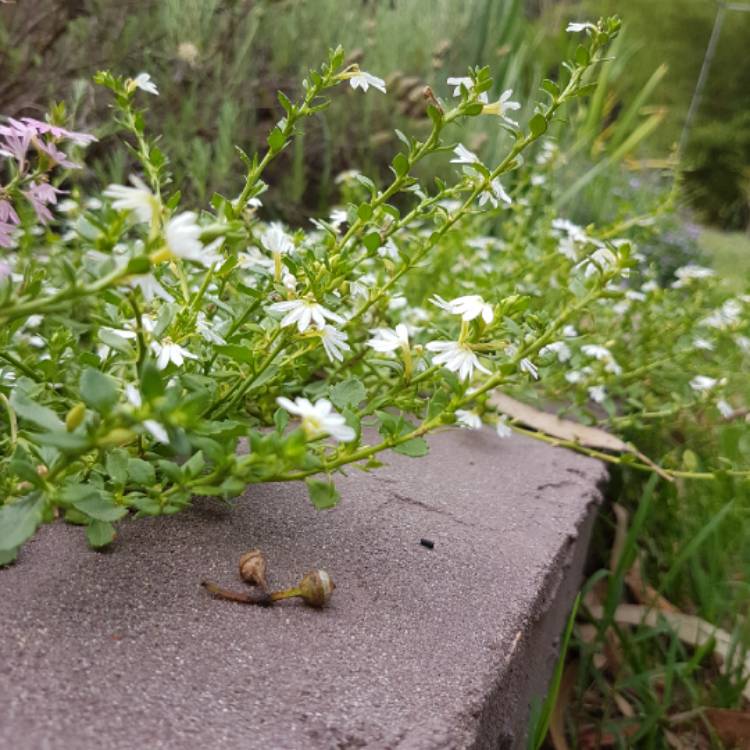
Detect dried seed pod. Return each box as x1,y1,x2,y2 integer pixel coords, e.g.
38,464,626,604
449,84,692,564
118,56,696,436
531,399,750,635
238,549,269,590
201,580,272,606
271,569,335,608
298,569,335,608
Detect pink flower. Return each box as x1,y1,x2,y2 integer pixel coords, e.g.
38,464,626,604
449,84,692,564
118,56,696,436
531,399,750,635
0,119,33,168
33,138,80,169
20,117,97,146
23,181,65,224
0,117,95,171
0,222,15,248
0,199,19,225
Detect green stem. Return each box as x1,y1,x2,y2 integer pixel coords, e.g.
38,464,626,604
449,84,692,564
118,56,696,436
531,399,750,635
1,264,130,323
0,350,41,381
0,393,17,453
210,331,286,418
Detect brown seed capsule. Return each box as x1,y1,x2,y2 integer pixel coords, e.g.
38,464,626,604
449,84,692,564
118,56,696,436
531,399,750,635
201,580,272,606
238,549,269,591
299,569,335,608
271,569,335,609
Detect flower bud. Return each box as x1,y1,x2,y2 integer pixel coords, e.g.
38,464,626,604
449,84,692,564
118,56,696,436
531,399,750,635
65,402,86,432
97,428,137,447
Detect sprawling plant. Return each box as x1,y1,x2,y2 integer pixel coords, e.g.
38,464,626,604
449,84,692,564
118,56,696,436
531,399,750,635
0,18,747,560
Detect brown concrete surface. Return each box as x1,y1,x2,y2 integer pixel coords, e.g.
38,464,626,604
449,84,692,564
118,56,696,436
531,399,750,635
0,428,607,750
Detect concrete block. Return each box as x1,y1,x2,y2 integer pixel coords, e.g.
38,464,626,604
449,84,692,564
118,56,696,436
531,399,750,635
0,428,607,749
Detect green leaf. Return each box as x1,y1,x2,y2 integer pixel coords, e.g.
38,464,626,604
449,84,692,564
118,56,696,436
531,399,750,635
126,255,151,275
306,479,340,510
0,547,18,566
267,127,285,153
541,79,560,98
106,449,129,485
214,344,253,363
0,493,45,552
183,451,205,479
99,328,135,354
392,152,409,177
28,430,90,451
464,101,484,116
574,82,599,98
427,104,443,128
63,508,89,525
80,368,118,414
153,304,175,339
393,437,429,457
427,390,450,421
277,90,294,115
140,362,164,400
73,492,128,522
575,44,590,66
363,232,381,253
10,390,63,431
130,495,163,516
529,113,548,138
357,203,373,222
86,520,115,548
128,458,156,485
330,378,366,409
274,407,289,433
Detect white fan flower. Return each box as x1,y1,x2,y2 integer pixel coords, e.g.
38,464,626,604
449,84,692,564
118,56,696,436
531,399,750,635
581,344,622,375
319,325,350,363
455,409,482,430
345,70,387,94
689,375,719,393
125,383,143,409
276,396,356,442
540,341,571,362
450,143,480,165
717,399,734,419
577,247,618,278
496,415,513,439
261,222,294,256
379,237,400,260
268,298,344,333
431,294,494,323
482,89,521,127
143,419,169,444
426,339,490,381
588,385,607,403
367,324,410,354
196,312,226,345
132,72,159,96
129,273,174,303
567,21,597,32
329,208,349,231
693,337,714,351
150,339,198,370
672,264,715,288
237,247,274,273
164,212,222,267
446,76,489,103
104,175,159,224
478,178,512,209
520,358,539,380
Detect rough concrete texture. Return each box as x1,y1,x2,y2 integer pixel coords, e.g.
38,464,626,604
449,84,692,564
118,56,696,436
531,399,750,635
0,429,607,750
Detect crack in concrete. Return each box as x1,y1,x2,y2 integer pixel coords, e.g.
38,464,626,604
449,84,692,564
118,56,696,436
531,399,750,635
384,491,489,533
535,480,576,492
